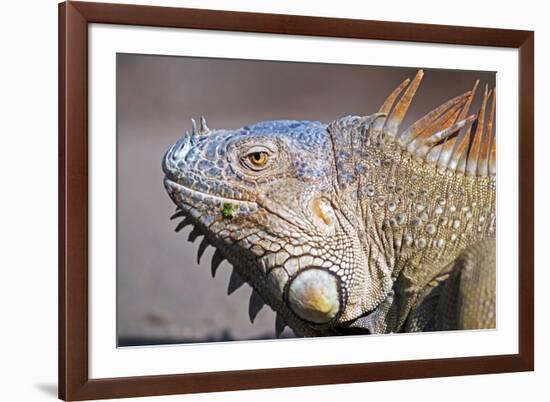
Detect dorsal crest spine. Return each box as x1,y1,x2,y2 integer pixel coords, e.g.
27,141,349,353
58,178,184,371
329,69,496,178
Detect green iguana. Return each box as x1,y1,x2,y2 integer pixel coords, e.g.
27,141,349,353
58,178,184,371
162,70,496,337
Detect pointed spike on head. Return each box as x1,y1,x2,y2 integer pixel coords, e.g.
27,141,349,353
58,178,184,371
248,290,265,323
211,249,224,277
384,69,424,137
275,314,287,338
197,237,210,264
199,116,210,134
191,118,199,135
227,269,245,295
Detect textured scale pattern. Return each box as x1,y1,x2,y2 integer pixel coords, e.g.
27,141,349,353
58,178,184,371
162,70,497,337
436,239,496,330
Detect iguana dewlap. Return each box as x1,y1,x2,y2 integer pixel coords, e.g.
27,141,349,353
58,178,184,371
162,70,496,337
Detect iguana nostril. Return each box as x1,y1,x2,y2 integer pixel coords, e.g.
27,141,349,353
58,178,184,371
287,268,341,324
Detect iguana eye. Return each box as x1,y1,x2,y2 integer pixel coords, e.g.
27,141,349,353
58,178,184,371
241,147,272,171
248,151,268,167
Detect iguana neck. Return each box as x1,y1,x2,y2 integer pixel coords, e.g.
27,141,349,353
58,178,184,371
352,142,495,328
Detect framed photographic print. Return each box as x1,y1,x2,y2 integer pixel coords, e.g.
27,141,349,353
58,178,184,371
59,1,534,400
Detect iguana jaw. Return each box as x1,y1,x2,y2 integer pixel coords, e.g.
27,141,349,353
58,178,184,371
164,178,258,219
166,176,389,333
164,175,349,333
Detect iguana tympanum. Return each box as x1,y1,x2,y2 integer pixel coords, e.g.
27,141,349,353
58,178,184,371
162,70,496,337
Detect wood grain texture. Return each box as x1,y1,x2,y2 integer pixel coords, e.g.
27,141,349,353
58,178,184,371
58,1,534,400
59,2,89,400
518,32,535,370
73,1,531,47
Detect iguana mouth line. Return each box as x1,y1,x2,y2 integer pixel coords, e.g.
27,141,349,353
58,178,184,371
166,177,314,235
164,177,258,209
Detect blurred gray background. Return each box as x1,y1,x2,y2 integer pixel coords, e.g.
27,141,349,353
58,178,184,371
116,54,495,346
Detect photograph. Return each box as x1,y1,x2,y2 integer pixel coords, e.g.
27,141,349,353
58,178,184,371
51,1,538,400
117,55,497,346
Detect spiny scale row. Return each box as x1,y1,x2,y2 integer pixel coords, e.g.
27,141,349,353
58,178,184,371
378,70,496,177
184,116,211,137
171,209,289,337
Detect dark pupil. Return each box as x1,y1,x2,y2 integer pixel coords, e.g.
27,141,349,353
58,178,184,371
253,152,262,161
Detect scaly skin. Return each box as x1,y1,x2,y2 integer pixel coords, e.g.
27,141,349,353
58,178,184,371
162,71,496,336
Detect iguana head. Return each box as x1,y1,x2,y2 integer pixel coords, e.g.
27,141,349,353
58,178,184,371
162,70,496,336
163,118,382,335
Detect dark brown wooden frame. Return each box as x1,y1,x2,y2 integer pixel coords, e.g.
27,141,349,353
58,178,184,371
59,1,534,400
